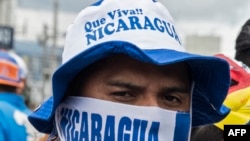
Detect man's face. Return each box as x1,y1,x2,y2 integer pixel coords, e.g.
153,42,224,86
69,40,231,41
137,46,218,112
75,54,191,112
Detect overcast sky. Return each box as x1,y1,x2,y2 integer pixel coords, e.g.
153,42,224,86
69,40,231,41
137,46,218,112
18,0,250,26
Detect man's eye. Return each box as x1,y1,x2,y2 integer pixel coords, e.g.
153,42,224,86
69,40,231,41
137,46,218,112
112,91,134,97
111,91,135,101
163,95,181,104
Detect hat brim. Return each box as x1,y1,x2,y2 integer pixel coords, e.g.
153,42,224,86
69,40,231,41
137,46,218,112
28,41,230,133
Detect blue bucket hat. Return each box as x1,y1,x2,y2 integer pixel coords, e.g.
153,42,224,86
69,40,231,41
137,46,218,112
28,0,230,133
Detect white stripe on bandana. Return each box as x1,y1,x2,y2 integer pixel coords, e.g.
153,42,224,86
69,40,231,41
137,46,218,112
55,97,191,141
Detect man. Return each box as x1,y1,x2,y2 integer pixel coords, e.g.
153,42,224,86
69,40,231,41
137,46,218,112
28,0,231,140
0,51,38,141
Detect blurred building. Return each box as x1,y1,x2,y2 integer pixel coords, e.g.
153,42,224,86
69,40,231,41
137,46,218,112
177,21,240,58
185,35,221,55
0,0,16,26
0,0,64,106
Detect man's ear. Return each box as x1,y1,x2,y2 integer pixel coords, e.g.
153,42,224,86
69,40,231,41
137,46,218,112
16,80,25,94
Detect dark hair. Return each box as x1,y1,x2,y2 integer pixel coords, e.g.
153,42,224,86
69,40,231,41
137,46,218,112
235,48,250,67
191,124,224,141
0,84,17,93
235,19,250,67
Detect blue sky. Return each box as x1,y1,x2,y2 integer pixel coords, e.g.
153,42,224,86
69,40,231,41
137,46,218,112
17,0,250,26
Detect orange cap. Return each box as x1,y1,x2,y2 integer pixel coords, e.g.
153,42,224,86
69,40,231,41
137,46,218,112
0,51,23,87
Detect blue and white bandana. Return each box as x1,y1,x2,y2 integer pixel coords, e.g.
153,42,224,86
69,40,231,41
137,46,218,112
55,97,191,141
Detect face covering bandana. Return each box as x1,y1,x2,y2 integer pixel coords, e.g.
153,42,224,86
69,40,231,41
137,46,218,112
55,97,191,141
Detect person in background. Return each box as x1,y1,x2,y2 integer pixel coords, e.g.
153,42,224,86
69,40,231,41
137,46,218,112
7,51,28,93
28,0,231,140
235,19,250,67
6,50,33,107
191,54,250,141
0,50,40,141
0,25,33,108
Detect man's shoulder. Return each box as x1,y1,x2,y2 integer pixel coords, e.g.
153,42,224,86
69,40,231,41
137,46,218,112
0,100,17,113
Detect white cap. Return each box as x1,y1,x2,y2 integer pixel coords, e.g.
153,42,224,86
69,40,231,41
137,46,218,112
8,51,28,79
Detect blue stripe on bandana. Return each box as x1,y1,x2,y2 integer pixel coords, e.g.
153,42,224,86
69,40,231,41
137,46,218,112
174,112,191,141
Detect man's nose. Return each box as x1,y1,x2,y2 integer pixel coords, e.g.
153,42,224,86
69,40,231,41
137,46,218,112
137,96,159,107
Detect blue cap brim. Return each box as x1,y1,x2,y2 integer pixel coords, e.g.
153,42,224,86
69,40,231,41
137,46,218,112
28,41,230,133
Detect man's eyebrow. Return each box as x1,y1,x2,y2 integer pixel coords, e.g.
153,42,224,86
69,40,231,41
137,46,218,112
107,80,145,91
